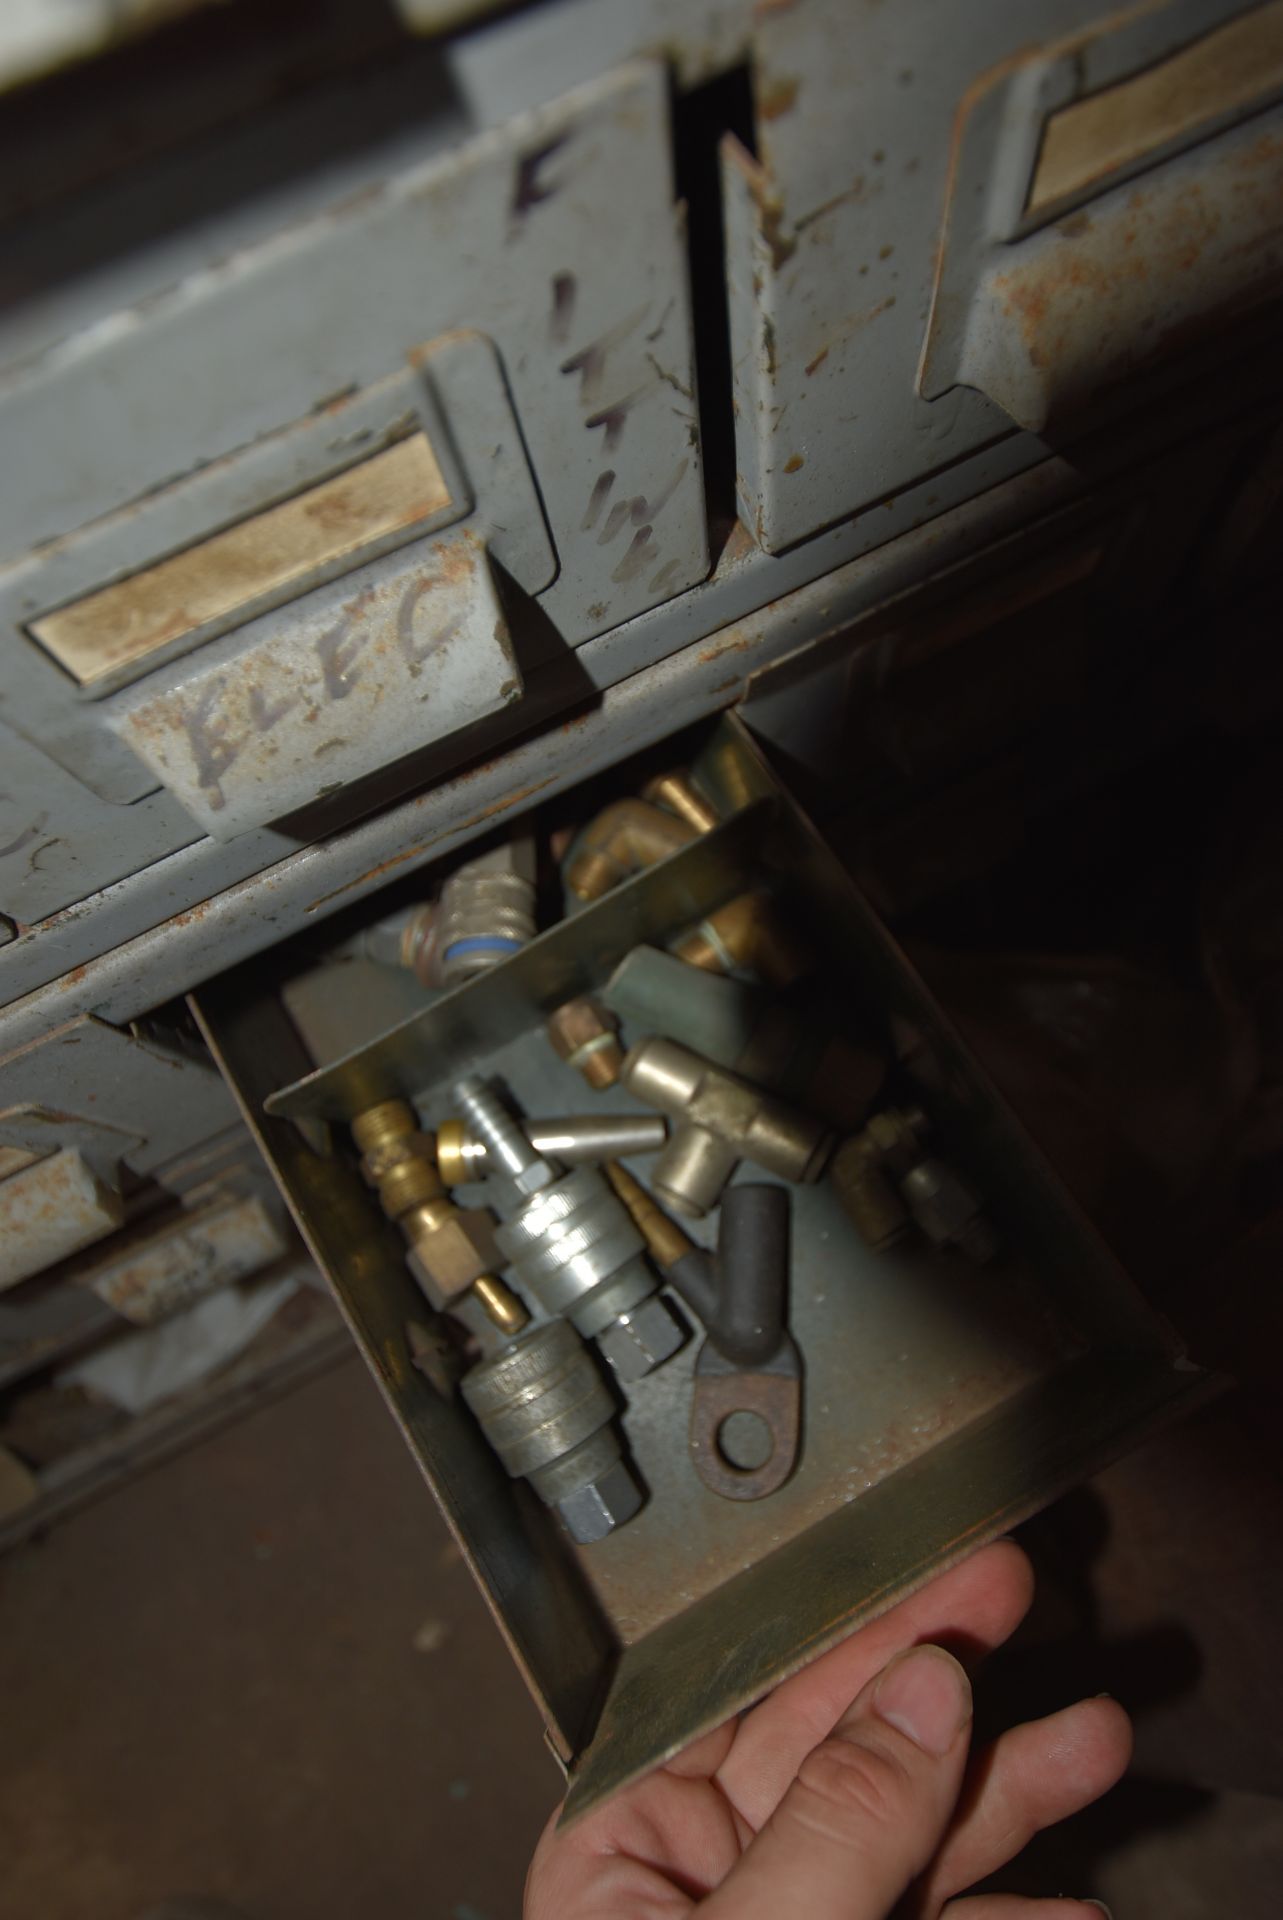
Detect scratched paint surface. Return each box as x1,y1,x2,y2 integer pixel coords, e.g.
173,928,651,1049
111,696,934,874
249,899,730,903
963,120,1283,431
0,1148,124,1291
0,62,705,644
722,0,1269,553
110,532,523,840
86,1193,288,1325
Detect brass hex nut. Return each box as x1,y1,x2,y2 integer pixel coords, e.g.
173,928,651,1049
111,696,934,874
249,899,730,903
547,997,624,1090
406,1205,503,1305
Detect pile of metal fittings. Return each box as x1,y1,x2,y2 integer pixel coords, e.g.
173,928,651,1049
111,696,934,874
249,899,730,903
347,770,996,1546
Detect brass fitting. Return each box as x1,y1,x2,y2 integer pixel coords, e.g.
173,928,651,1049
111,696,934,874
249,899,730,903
351,1099,524,1329
830,1109,997,1262
351,1097,418,1165
436,1118,483,1187
401,1196,506,1308
352,1099,439,1216
547,996,624,1089
604,1161,696,1272
621,1038,833,1218
470,1272,531,1338
604,1161,719,1335
564,800,696,902
671,889,809,990
828,1134,909,1252
643,771,721,834
863,1107,930,1173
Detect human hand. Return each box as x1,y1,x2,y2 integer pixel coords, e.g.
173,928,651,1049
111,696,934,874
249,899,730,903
525,1540,1128,1918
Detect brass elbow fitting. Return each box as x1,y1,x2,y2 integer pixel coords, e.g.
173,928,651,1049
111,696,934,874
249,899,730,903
564,800,696,902
620,1038,832,1218
831,1108,998,1263
671,889,810,990
351,1099,524,1331
828,1133,910,1252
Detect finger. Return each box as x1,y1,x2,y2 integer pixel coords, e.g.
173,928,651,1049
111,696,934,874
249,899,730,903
914,1698,1132,1912
941,1900,1110,1919
525,1794,705,1920
701,1644,974,1920
717,1541,1033,1827
664,1720,738,1780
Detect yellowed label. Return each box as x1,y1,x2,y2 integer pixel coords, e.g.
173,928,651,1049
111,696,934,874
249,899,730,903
1030,2,1283,212
31,432,452,686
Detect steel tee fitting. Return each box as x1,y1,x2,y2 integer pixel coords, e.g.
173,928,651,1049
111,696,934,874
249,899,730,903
621,1038,833,1218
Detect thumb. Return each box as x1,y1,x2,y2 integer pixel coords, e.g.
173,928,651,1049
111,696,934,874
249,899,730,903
701,1644,973,1919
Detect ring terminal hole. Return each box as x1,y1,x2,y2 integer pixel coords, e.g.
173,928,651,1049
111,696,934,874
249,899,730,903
716,1409,774,1472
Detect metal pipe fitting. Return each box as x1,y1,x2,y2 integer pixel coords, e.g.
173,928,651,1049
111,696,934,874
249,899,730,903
642,770,721,834
452,1074,558,1197
563,800,696,902
351,1098,520,1326
498,1165,651,1332
436,835,536,983
621,1038,833,1218
646,1122,738,1219
332,903,435,976
604,1161,718,1328
603,947,885,1131
546,996,624,1090
671,889,810,989
863,1106,931,1173
828,1109,929,1250
829,1107,995,1261
358,1110,643,1546
828,1134,909,1251
496,1165,685,1380
438,1113,667,1185
454,1075,686,1381
901,1158,998,1263
460,1316,644,1545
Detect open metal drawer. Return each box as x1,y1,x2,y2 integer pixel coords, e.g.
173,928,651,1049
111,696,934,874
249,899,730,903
191,714,1213,1820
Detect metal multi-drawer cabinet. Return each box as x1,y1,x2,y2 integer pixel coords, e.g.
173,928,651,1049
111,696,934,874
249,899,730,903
1,0,1278,1745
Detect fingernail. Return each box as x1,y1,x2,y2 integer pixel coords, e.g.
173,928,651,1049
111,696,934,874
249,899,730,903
1081,1903,1112,1918
871,1645,972,1756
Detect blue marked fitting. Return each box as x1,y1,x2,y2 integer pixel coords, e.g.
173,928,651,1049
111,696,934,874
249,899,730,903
442,936,523,963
